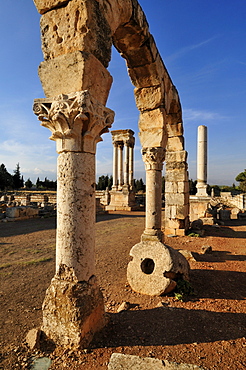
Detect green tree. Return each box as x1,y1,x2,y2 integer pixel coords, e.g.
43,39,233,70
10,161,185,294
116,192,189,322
0,164,13,190
12,163,23,189
189,179,197,195
25,178,33,189
96,175,113,190
135,178,145,192
235,169,246,192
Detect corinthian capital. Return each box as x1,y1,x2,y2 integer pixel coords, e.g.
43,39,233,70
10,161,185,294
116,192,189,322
33,91,114,154
142,147,165,170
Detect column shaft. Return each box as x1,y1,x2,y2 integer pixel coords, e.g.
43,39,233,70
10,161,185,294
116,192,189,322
113,144,118,189
129,146,134,187
144,168,163,239
118,144,124,186
56,152,95,282
197,125,207,184
124,144,130,186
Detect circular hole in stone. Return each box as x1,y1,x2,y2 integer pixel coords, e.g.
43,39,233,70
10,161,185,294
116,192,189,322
141,258,155,275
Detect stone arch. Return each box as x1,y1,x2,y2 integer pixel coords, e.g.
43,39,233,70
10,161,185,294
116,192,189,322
34,0,189,236
32,0,190,347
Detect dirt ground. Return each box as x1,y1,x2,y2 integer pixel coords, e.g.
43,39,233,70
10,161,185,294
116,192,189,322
0,211,245,369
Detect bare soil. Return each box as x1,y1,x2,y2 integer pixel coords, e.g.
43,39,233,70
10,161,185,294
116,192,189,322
0,211,245,369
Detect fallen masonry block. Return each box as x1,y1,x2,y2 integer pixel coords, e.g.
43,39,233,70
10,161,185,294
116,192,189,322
108,353,205,370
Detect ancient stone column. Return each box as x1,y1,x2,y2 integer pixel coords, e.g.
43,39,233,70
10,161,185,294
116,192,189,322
196,125,208,197
112,142,118,190
118,143,124,187
124,141,130,187
129,145,134,187
33,91,114,348
141,147,165,242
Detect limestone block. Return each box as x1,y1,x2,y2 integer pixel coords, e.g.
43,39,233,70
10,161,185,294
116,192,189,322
165,205,177,219
38,51,112,104
42,273,106,348
128,54,165,88
165,181,178,194
166,150,187,162
97,0,132,35
176,204,190,219
166,122,183,138
108,353,205,370
165,170,188,182
114,32,157,68
165,160,187,171
25,328,41,350
26,207,39,217
167,136,185,151
6,207,20,218
165,192,189,206
134,84,164,111
33,0,69,14
108,353,165,370
127,240,190,296
138,108,168,148
178,181,190,194
40,0,112,67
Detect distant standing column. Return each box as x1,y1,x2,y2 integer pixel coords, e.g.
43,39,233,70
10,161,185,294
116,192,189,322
124,142,130,186
196,125,208,197
129,145,134,187
112,142,119,190
118,143,124,187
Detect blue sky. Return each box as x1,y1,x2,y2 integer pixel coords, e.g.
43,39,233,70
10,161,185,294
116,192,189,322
0,1,246,185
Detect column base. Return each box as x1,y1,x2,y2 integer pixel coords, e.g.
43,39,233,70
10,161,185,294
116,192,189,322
141,230,163,243
106,189,137,211
196,183,208,197
127,240,190,296
42,267,106,348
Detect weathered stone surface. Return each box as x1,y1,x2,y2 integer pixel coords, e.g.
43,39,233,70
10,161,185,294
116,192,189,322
108,353,205,370
98,0,133,35
42,272,106,348
167,136,185,151
201,245,213,254
56,152,96,281
117,301,130,313
40,0,112,67
33,0,69,14
138,108,168,148
165,193,189,207
6,207,20,218
114,30,156,68
128,55,165,88
25,328,41,350
38,51,113,104
166,150,187,163
34,91,114,154
134,84,164,111
127,240,190,296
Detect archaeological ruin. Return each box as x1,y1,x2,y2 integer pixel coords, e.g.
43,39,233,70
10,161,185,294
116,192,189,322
32,0,190,347
106,129,137,211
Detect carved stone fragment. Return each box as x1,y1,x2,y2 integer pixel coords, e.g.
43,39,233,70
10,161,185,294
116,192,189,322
33,90,114,153
127,241,190,296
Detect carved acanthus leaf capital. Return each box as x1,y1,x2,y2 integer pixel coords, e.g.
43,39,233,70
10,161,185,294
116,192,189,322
33,91,115,154
142,147,165,170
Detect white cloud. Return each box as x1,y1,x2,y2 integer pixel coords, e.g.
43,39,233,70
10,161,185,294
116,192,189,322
166,36,219,62
183,108,225,123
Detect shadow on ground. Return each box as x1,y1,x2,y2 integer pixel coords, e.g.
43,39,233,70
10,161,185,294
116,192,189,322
92,306,245,348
